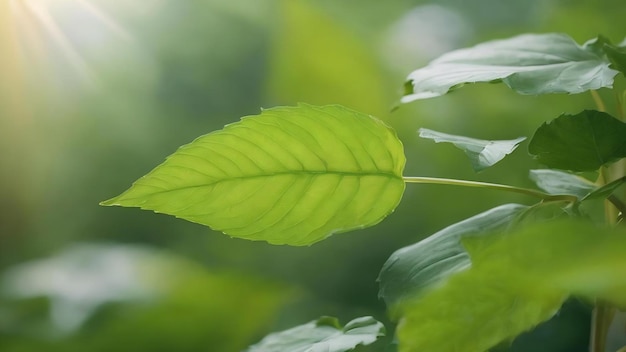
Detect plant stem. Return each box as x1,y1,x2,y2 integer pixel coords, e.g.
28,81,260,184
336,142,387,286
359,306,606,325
591,301,615,352
590,167,620,352
402,176,577,202
591,90,607,112
616,91,624,120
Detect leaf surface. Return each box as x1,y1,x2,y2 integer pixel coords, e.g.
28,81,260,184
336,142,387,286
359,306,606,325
402,33,618,103
397,221,626,352
246,316,385,352
530,169,626,201
102,104,406,246
529,169,596,199
585,176,626,200
528,110,626,171
603,38,626,75
418,128,525,172
378,204,528,312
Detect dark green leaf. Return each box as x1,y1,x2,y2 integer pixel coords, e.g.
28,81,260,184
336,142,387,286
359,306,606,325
603,39,626,75
529,169,596,200
397,221,626,352
418,128,525,172
246,316,385,352
528,110,626,171
378,204,528,312
101,104,406,246
402,33,618,103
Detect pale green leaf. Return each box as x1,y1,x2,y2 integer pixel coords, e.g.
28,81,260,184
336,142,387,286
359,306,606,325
529,169,596,200
397,221,626,352
528,110,626,171
101,104,406,246
246,316,385,352
402,33,618,103
378,204,527,312
418,128,525,172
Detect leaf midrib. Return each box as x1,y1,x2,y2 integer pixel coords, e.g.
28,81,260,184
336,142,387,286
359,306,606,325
112,169,402,202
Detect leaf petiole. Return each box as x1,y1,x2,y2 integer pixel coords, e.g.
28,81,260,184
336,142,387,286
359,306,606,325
402,176,578,202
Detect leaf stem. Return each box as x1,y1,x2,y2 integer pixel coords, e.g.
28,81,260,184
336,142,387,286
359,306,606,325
402,176,577,202
591,90,606,112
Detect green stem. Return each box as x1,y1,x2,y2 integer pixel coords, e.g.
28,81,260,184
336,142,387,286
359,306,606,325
591,90,606,112
402,176,577,202
616,91,624,120
591,301,615,352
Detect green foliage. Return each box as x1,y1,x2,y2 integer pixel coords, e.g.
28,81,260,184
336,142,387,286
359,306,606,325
528,110,626,171
103,29,626,352
529,169,626,201
102,104,405,245
529,169,597,200
402,33,619,103
246,316,385,352
0,245,290,352
418,128,526,172
378,204,528,312
397,221,626,352
603,38,626,75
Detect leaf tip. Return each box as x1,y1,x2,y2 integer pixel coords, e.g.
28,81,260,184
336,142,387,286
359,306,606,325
99,197,119,207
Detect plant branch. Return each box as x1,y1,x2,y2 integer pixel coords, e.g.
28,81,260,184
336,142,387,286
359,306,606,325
402,176,577,202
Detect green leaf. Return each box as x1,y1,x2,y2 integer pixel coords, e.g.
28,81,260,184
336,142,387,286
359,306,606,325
402,33,619,103
246,316,385,352
378,204,528,312
418,128,525,172
529,169,596,200
528,110,626,171
585,176,626,200
603,39,626,75
397,221,626,352
101,104,406,246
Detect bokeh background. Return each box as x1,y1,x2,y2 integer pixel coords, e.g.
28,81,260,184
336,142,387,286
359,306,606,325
1,0,625,351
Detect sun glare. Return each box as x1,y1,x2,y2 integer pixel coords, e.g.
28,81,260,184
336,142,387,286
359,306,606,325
6,0,132,88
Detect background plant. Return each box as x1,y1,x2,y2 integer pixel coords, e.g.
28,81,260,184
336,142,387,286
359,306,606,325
1,1,626,351
101,33,626,352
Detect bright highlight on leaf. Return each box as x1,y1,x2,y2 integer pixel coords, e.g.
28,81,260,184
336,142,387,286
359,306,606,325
246,316,385,352
402,33,619,103
101,104,406,246
396,221,626,352
528,110,626,171
418,128,525,172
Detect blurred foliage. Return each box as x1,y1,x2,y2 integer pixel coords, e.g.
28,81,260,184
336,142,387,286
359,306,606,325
0,0,624,350
0,244,291,352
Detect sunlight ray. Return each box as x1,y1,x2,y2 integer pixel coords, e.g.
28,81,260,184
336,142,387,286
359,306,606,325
74,0,133,42
21,0,96,85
